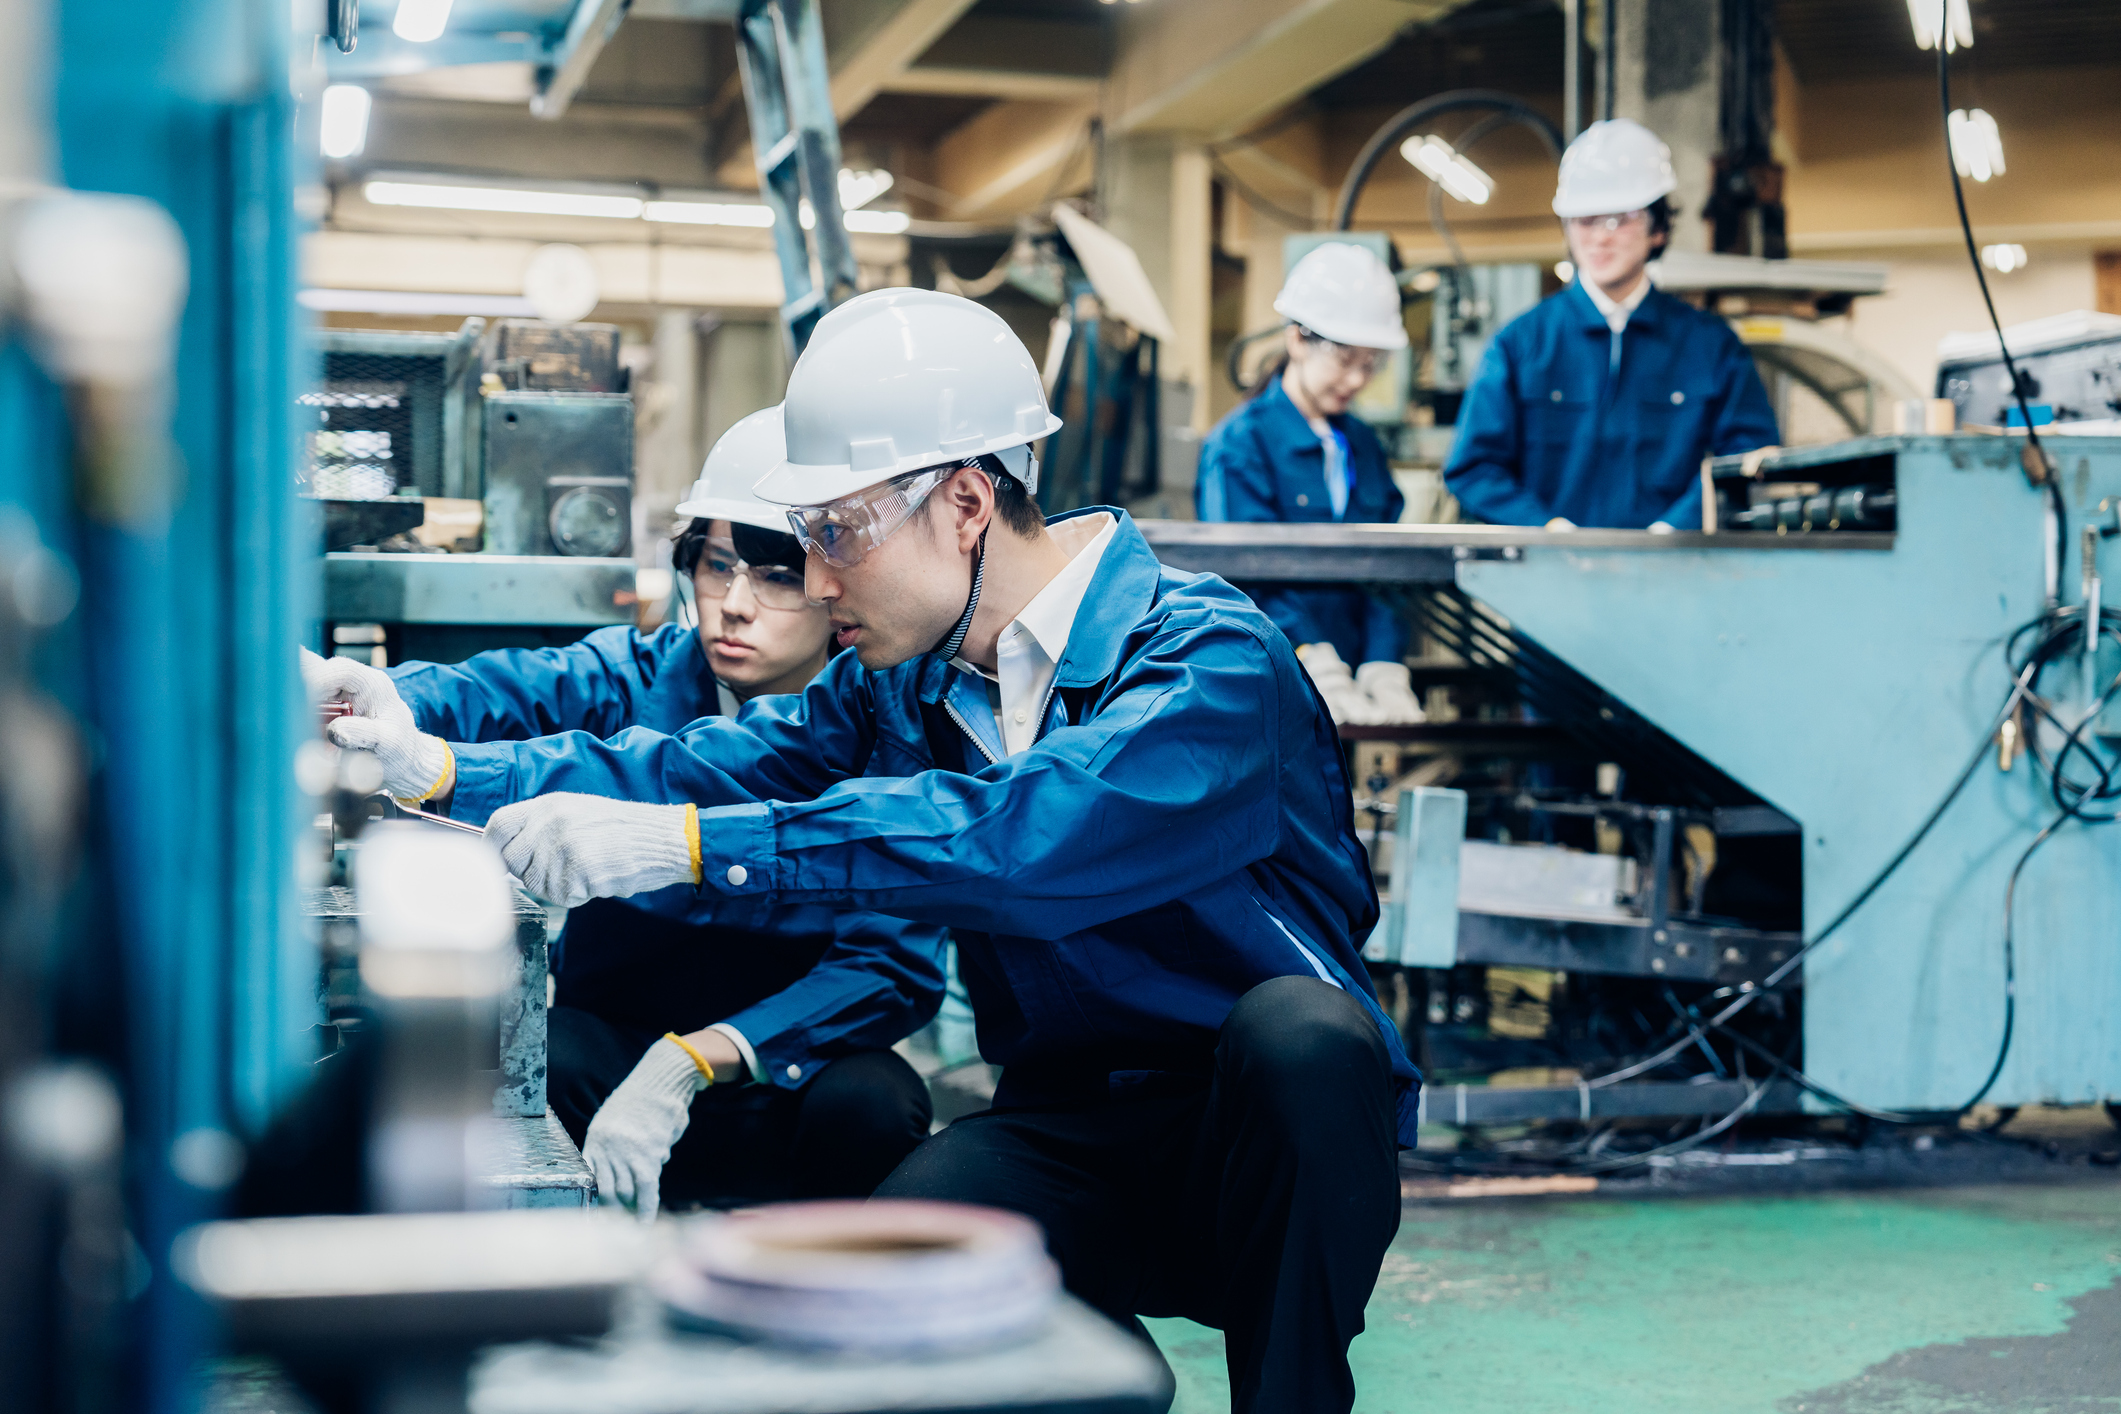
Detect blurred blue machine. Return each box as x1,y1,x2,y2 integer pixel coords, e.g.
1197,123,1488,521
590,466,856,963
1149,434,2121,1116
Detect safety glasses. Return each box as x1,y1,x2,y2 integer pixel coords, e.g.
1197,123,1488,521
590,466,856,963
690,537,811,611
786,465,959,570
1566,209,1648,235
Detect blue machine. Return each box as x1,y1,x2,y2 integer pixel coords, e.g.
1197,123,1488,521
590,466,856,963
1462,434,2121,1112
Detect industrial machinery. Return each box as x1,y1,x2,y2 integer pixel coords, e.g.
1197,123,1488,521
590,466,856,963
1141,432,2121,1134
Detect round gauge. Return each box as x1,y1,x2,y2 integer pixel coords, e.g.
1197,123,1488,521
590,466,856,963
549,486,626,557
523,243,599,325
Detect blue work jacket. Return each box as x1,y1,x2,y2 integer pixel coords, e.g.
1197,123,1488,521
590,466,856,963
1196,377,1408,666
445,510,1424,1146
1444,282,1779,529
389,625,948,1091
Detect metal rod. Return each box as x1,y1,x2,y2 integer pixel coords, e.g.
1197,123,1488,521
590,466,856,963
1602,0,1618,122
1564,0,1583,142
390,799,484,835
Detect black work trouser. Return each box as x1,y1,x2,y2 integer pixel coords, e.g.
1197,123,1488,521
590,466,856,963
548,1005,932,1208
875,976,1402,1414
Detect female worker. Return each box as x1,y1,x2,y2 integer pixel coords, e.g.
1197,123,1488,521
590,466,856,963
1444,118,1778,530
305,407,945,1220
1195,241,1424,724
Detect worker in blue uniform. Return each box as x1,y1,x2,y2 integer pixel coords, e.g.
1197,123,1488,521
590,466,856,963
1444,118,1779,531
1196,242,1425,724
331,289,1418,1414
304,408,945,1221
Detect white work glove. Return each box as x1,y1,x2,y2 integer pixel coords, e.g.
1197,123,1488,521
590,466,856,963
485,793,700,908
301,647,453,803
584,1036,707,1222
1544,517,1578,532
1297,642,1383,726
300,646,411,723
1356,660,1427,725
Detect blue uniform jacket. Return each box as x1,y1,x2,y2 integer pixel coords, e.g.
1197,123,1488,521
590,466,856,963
389,625,948,1091
1196,377,1407,666
1443,282,1779,529
443,510,1424,1146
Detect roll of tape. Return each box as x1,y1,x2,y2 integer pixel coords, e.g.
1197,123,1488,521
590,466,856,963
654,1200,1058,1352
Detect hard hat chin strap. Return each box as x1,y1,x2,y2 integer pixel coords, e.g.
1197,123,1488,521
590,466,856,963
932,526,987,663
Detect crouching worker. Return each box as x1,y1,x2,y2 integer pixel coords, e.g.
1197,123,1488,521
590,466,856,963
303,407,945,1220
332,290,1421,1414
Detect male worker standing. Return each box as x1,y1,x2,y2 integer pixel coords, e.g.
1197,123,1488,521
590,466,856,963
305,408,944,1220
1444,118,1778,531
332,288,1417,1413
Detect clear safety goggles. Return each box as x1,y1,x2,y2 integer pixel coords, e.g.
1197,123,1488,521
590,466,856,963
1565,209,1648,235
786,464,964,570
692,537,811,611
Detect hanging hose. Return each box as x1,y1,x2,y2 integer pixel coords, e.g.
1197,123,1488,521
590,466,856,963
1331,89,1565,232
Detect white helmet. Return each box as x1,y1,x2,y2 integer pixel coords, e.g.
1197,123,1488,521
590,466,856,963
1273,243,1408,351
673,405,790,533
1552,118,1677,218
753,288,1063,507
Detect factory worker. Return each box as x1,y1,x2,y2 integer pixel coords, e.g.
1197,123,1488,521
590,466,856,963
1444,118,1778,531
1196,242,1424,725
302,407,944,1221
332,288,1418,1414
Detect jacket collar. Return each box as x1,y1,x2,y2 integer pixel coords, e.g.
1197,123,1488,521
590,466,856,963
1252,374,1333,459
915,506,1158,702
1565,276,1669,334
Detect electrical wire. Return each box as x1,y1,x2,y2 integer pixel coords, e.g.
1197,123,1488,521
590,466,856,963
1937,14,2065,601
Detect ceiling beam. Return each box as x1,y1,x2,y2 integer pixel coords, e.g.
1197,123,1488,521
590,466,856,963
533,0,634,120
829,0,986,121
1105,0,1471,138
883,67,1100,101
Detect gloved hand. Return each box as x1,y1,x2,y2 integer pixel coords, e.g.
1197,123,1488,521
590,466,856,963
1356,660,1427,725
1297,642,1382,726
300,646,412,724
584,1036,708,1222
301,648,452,802
485,793,700,908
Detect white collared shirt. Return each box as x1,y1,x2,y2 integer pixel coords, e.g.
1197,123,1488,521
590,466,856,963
1580,270,1652,333
951,512,1118,758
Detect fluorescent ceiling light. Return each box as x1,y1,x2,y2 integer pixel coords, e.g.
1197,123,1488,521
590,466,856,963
392,0,454,43
1399,134,1493,205
320,85,371,160
299,288,537,316
1947,108,2005,182
838,169,894,211
1907,0,1972,52
846,209,910,234
363,181,644,219
1980,243,2028,274
644,200,774,227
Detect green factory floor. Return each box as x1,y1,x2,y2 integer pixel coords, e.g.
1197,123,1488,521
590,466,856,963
1147,1179,2121,1414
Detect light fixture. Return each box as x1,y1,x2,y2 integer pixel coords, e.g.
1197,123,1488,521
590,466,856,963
363,180,644,219
1907,0,1972,52
359,178,913,235
1980,243,2028,274
1399,134,1493,205
1554,260,1576,283
838,169,894,212
1947,108,2005,182
319,85,371,160
644,200,775,228
392,0,454,43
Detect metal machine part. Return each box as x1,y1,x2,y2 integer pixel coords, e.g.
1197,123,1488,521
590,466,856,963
307,321,485,501
1725,484,1897,534
1937,312,2121,429
324,552,636,627
482,391,634,558
314,495,426,551
482,319,623,394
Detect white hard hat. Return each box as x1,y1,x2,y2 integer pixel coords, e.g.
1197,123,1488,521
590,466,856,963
753,288,1063,507
673,405,791,533
1552,118,1677,218
1273,243,1408,351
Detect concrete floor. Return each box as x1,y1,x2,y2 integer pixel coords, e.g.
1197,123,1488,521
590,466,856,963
1148,1178,2121,1413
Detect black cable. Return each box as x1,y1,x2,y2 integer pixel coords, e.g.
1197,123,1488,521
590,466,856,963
1936,14,2065,601
1331,90,1564,232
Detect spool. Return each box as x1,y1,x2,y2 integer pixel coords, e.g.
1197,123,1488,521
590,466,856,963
653,1200,1058,1352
